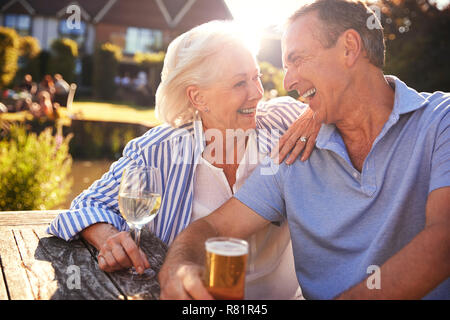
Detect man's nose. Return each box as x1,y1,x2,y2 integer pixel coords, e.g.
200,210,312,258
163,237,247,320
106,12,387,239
283,69,297,92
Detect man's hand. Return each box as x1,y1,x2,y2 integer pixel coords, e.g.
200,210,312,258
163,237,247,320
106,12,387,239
158,198,269,300
159,263,213,300
81,223,150,274
275,106,320,164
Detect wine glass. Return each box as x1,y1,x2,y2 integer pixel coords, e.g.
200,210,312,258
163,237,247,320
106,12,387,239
118,164,162,279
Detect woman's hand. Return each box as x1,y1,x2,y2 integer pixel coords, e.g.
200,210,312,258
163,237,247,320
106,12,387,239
275,107,320,164
159,262,213,300
81,223,150,274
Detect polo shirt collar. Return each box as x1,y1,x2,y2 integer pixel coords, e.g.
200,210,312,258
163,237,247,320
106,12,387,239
387,75,428,116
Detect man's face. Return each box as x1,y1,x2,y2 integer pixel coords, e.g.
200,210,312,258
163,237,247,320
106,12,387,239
282,13,348,124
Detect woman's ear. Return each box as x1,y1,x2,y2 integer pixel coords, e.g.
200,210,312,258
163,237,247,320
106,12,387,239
186,85,206,112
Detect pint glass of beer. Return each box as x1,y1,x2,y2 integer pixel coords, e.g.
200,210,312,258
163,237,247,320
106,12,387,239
204,237,248,300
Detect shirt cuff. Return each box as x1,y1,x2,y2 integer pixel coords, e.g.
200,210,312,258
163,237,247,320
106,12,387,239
47,207,128,241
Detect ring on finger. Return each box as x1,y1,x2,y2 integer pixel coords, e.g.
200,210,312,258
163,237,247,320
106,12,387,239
299,136,308,143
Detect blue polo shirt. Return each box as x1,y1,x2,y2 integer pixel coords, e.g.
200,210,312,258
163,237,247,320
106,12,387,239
234,76,450,299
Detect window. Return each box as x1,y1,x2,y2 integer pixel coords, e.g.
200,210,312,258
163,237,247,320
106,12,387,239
59,19,86,48
125,27,163,54
4,14,31,36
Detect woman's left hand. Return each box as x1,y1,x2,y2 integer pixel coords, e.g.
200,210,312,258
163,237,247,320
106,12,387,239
274,107,320,164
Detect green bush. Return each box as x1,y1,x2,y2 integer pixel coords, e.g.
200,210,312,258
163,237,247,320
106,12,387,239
93,42,122,100
49,38,78,83
0,27,20,88
0,125,73,211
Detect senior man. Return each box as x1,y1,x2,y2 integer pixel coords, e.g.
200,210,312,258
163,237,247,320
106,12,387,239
159,0,449,300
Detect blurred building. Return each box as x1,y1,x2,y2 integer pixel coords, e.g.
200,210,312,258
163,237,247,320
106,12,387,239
0,0,232,55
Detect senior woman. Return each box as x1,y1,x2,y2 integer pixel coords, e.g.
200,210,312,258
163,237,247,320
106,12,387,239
48,21,319,299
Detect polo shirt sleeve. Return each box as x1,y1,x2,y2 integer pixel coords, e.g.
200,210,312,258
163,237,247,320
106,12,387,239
234,156,286,223
429,108,450,193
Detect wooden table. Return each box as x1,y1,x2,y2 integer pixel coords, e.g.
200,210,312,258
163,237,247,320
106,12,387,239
0,210,167,300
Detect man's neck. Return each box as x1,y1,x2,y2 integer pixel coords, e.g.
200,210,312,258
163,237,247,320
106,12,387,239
334,69,395,171
336,70,395,145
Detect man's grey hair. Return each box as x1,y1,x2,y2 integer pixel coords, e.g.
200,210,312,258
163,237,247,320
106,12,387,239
287,0,385,69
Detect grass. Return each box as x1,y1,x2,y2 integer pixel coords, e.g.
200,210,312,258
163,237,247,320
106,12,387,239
68,100,161,126
0,99,162,127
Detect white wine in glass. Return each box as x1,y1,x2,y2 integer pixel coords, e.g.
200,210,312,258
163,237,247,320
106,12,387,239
118,165,162,279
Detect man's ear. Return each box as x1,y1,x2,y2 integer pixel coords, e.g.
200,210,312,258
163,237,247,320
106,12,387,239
340,29,363,68
186,85,206,111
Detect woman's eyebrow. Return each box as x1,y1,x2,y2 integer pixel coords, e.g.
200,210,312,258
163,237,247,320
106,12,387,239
231,69,260,79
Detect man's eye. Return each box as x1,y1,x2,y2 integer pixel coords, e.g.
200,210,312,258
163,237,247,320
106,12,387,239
235,81,246,87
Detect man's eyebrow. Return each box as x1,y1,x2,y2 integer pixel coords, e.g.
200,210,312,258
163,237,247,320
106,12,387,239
287,50,304,63
231,73,247,79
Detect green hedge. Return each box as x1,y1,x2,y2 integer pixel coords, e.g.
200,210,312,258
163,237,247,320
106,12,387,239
49,38,78,83
93,43,122,100
0,124,73,210
0,27,19,88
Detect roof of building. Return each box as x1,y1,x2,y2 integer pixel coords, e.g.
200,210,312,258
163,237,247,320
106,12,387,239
0,0,232,30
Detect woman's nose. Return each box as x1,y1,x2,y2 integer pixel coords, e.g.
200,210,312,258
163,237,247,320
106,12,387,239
249,79,264,101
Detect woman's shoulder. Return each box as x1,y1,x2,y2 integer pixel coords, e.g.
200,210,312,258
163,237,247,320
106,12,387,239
125,122,195,151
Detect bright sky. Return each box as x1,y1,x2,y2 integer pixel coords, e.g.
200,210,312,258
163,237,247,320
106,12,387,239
224,0,309,52
224,0,307,31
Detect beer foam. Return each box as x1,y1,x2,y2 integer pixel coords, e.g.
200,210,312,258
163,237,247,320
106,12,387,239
205,239,248,256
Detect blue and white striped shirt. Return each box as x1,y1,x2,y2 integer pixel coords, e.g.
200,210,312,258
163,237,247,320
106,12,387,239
47,97,306,245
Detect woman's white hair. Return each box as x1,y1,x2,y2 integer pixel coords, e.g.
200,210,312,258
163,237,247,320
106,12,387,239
155,20,257,127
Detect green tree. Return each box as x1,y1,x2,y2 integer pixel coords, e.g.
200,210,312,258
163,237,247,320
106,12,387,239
0,27,19,88
378,0,450,92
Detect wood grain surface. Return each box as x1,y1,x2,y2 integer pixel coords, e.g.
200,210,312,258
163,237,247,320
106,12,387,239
0,212,167,300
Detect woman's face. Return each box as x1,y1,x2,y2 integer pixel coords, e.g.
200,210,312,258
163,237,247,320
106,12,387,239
197,46,263,132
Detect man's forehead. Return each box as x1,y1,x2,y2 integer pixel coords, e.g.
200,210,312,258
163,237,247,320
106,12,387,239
282,13,322,55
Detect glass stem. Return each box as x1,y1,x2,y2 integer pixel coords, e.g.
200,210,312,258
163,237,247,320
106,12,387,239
131,226,142,247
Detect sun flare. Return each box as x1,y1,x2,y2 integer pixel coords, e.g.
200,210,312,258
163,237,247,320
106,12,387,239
225,0,309,52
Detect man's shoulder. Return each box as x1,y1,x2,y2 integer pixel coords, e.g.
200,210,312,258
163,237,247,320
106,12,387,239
419,91,450,123
421,90,450,106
